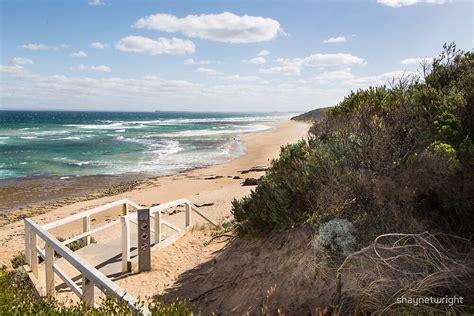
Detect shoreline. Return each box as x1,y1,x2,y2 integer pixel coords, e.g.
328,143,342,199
0,120,310,264
0,124,274,218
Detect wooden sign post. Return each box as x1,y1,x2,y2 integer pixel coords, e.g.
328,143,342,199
137,208,151,272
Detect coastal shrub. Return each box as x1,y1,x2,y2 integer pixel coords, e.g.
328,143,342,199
11,252,26,269
0,268,193,315
312,219,356,256
232,43,474,246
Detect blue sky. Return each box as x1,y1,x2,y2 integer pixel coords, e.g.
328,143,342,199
0,0,472,112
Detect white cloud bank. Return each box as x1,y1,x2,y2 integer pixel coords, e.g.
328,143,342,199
400,57,433,64
0,64,25,74
184,58,211,65
260,53,366,75
243,57,267,65
257,50,271,56
88,0,105,6
19,43,68,51
377,0,446,7
2,67,345,111
133,12,282,43
314,68,355,83
70,51,88,58
71,64,111,73
344,70,419,86
1,64,422,112
323,36,347,44
115,36,195,56
19,43,50,51
195,67,259,81
91,42,109,49
12,57,33,65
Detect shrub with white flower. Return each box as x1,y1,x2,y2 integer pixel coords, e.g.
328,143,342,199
313,219,356,256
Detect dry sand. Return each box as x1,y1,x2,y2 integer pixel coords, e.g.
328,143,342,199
0,120,310,268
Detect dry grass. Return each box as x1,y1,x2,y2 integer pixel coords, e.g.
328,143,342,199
334,232,474,314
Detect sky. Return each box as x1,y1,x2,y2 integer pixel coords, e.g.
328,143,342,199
0,0,472,112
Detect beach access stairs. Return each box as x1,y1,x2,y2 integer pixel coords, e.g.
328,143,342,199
23,198,217,315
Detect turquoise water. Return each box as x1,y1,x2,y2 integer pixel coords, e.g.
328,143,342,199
0,111,295,179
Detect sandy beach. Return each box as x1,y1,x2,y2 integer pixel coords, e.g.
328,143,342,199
0,120,310,267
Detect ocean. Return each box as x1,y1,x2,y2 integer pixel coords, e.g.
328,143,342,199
0,111,296,180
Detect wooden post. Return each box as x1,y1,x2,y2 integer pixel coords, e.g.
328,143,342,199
121,217,130,273
82,277,95,307
30,231,38,278
82,215,91,245
154,211,162,244
45,243,55,297
185,203,192,228
24,222,31,265
122,203,129,216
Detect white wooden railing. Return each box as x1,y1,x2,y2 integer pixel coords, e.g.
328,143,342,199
23,197,217,313
24,218,149,315
40,198,142,247
120,198,217,273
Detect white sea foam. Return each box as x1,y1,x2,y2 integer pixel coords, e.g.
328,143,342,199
65,113,296,131
157,124,272,138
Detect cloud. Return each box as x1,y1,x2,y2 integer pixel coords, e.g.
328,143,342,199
184,58,211,65
88,0,105,6
261,53,365,75
301,53,365,67
1,67,350,112
115,36,195,56
91,42,109,49
400,57,433,65
133,12,282,43
0,64,25,74
196,67,221,76
314,68,355,83
218,74,260,81
344,70,419,86
19,43,50,51
259,64,301,75
12,57,33,65
71,64,111,73
257,50,271,56
323,36,347,44
243,57,267,65
18,43,68,51
377,0,446,7
195,67,259,81
70,51,88,58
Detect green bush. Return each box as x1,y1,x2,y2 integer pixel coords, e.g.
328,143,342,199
232,43,474,245
0,269,193,315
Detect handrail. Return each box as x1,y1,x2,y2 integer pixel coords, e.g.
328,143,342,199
121,198,217,226
25,218,149,315
121,198,188,221
42,198,142,231
61,219,120,246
